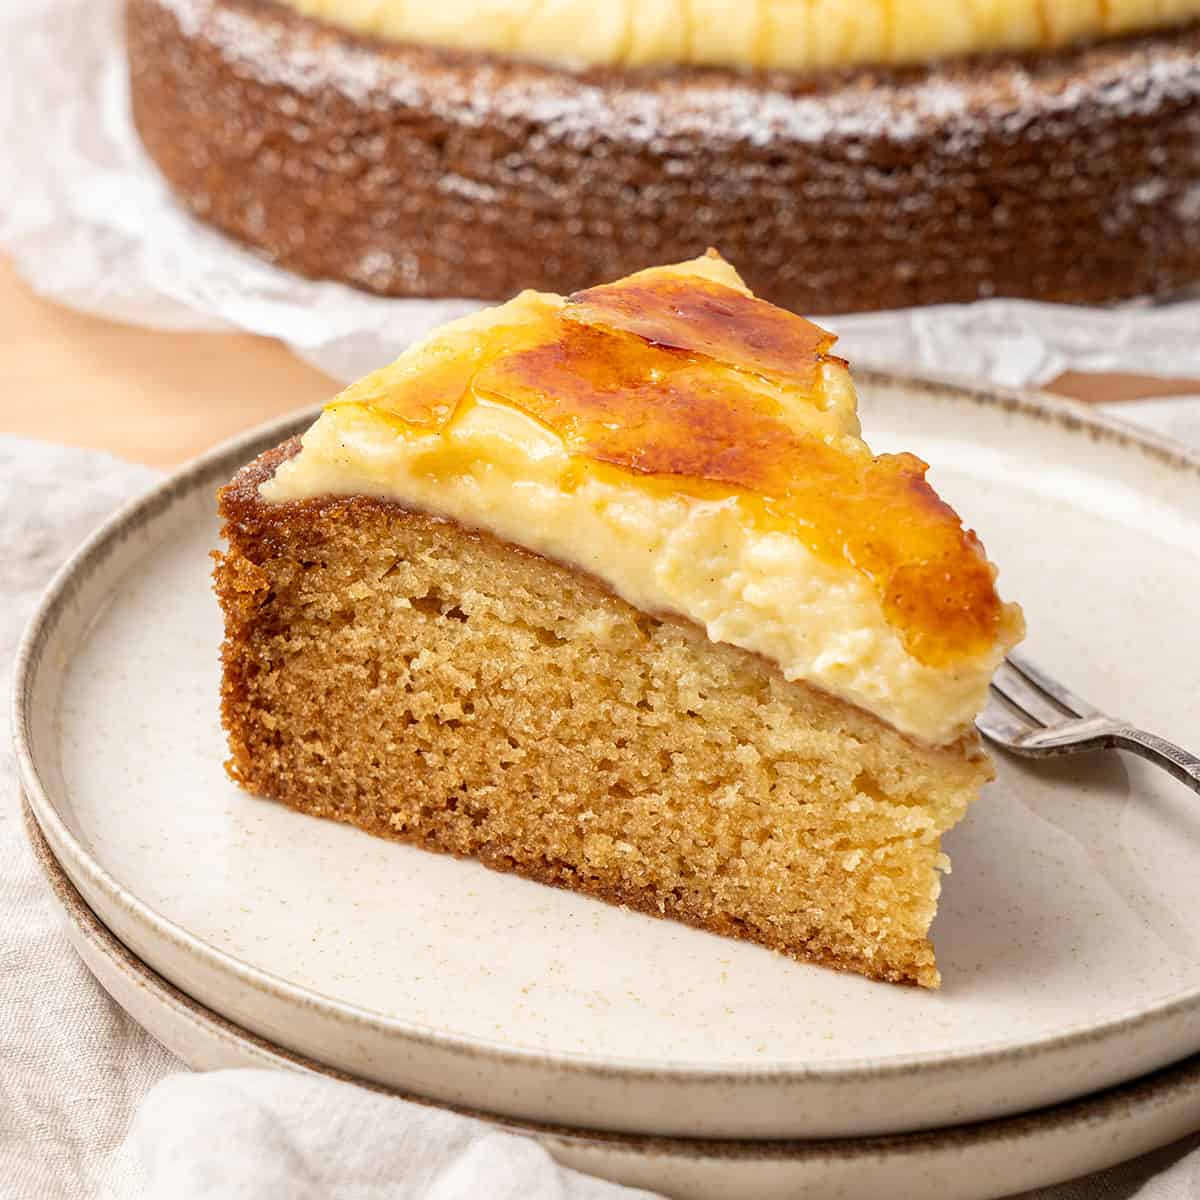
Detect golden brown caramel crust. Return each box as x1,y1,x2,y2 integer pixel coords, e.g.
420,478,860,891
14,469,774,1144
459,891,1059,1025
565,270,834,387
475,321,798,482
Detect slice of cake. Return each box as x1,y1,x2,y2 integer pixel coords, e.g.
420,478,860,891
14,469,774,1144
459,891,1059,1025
214,252,1023,987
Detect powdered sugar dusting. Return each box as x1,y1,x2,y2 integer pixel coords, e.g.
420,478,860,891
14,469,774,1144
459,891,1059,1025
1177,183,1200,222
437,173,500,203
152,0,1200,149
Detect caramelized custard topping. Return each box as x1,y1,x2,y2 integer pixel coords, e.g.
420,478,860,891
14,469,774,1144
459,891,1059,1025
565,273,835,389
328,258,1007,669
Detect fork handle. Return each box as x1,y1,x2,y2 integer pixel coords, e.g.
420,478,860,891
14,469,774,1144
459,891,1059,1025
1112,728,1200,796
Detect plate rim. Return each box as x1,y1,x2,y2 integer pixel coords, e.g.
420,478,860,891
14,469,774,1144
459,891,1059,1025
13,365,1200,1090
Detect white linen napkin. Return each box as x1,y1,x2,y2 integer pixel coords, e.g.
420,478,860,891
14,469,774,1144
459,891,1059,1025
0,438,171,1200
2,421,1198,1199
129,1071,652,1200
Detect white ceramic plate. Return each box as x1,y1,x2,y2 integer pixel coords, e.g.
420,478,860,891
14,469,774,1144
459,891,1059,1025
25,802,1200,1200
15,370,1200,1140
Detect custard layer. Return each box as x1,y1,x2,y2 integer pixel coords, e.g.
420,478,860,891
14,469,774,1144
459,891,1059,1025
277,0,1200,70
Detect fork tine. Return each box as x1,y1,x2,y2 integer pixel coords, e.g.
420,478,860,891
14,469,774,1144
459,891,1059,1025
977,692,1036,745
991,661,1072,728
1006,652,1100,718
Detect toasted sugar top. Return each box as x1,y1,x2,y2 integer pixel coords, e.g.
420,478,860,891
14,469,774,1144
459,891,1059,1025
273,0,1200,71
328,254,1017,668
565,273,836,387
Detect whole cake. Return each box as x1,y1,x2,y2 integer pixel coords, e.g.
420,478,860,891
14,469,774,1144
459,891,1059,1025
128,0,1200,311
213,252,1024,987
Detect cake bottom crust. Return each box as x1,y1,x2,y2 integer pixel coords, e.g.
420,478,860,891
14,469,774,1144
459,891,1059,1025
267,783,930,986
215,441,993,988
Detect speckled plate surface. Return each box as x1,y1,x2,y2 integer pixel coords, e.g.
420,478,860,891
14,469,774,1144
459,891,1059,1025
24,802,1200,1200
14,369,1200,1141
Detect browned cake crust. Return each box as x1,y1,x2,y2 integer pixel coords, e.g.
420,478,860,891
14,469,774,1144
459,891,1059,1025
129,0,1200,312
215,440,992,987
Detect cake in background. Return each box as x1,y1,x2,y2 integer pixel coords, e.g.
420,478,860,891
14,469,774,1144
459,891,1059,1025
213,253,1024,987
128,0,1200,311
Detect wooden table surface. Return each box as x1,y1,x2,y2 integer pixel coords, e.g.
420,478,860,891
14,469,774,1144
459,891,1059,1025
0,257,335,469
2,253,1196,469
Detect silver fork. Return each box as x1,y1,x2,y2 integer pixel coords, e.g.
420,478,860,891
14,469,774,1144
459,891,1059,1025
977,652,1200,795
